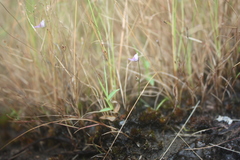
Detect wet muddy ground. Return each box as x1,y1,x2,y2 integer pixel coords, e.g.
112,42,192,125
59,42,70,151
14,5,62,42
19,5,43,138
1,93,240,160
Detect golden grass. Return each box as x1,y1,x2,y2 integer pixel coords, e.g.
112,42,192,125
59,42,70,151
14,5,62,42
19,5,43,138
0,0,239,117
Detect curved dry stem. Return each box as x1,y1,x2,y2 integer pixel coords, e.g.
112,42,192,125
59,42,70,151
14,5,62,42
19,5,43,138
0,117,116,151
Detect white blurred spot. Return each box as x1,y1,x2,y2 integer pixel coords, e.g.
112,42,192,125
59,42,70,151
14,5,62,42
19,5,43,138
216,115,233,125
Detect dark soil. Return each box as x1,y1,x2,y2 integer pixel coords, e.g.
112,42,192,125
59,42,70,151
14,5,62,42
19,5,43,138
1,94,240,160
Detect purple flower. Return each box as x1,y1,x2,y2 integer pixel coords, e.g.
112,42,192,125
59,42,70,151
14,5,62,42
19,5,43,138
128,53,139,62
34,20,45,28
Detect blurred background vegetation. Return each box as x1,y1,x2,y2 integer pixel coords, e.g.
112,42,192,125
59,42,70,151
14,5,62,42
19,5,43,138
0,0,239,118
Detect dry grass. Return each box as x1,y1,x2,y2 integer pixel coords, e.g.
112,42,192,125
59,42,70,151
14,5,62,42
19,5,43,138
0,0,239,118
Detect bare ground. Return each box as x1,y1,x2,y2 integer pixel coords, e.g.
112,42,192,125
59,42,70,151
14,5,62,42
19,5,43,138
1,92,240,160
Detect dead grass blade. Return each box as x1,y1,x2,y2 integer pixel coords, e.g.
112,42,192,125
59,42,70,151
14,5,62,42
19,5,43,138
159,101,200,160
185,136,240,153
103,73,157,159
0,118,116,151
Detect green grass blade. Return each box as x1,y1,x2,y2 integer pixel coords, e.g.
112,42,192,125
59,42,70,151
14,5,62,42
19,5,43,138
107,89,120,101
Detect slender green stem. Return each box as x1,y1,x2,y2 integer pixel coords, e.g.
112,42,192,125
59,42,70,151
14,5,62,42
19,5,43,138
137,59,141,97
171,0,177,75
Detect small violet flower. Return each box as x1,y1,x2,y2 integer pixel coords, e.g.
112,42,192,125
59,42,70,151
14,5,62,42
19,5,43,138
128,53,139,62
34,20,45,28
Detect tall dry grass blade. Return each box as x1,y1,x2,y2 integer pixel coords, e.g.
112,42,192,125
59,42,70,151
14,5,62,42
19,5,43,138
159,101,200,160
103,73,157,159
